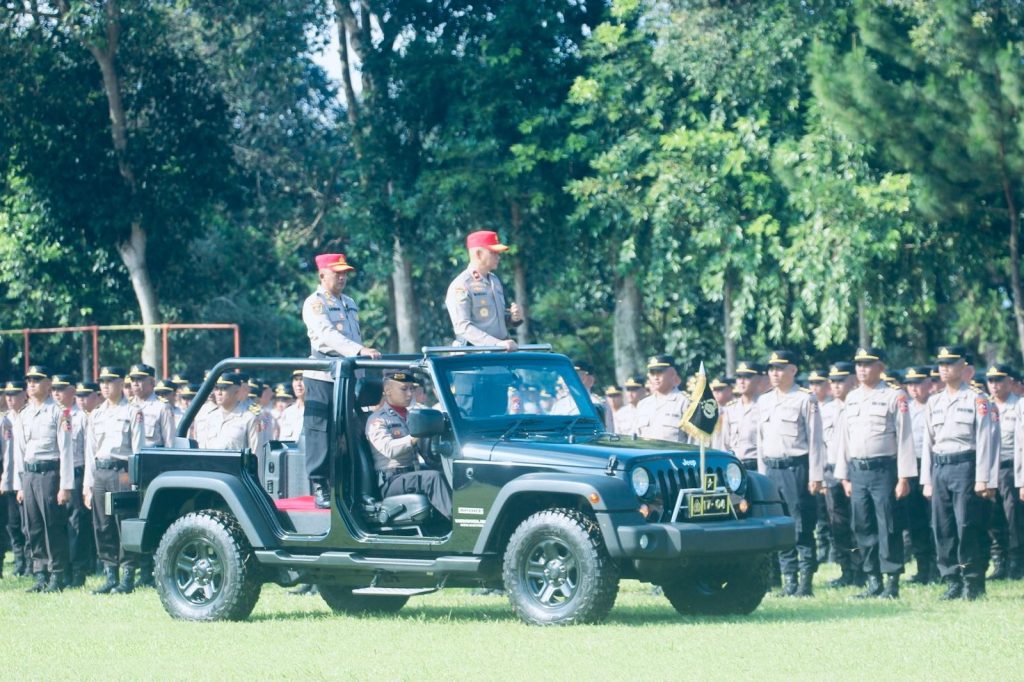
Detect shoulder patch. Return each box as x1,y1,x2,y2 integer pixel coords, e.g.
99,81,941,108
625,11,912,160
311,299,325,315
248,404,262,416
977,397,988,416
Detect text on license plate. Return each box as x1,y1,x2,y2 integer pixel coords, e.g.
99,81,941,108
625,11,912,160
686,492,731,518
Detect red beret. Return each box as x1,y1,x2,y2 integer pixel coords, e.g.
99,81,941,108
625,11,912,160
466,230,509,252
314,253,356,273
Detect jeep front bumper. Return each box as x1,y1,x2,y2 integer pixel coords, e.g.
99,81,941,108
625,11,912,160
597,513,796,560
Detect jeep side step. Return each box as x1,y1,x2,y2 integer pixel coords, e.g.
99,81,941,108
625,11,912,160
253,550,482,575
351,586,438,596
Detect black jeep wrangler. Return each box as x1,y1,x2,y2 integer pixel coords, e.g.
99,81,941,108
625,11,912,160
116,346,794,625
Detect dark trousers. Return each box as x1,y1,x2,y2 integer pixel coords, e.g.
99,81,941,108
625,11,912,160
23,469,69,575
815,492,832,557
8,494,30,565
850,459,904,575
765,457,817,575
381,469,452,519
826,480,861,572
91,468,138,570
932,459,989,581
303,377,332,483
68,466,96,574
902,466,936,567
989,463,1024,563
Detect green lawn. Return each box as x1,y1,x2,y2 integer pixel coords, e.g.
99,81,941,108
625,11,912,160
3,559,1023,680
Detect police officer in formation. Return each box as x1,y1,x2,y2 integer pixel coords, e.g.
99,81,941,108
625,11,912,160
631,355,691,442
985,363,1023,579
756,350,825,597
833,348,916,599
1,380,29,577
902,366,939,583
715,361,763,471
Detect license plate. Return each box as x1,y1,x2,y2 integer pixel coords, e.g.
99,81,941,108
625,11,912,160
686,492,732,519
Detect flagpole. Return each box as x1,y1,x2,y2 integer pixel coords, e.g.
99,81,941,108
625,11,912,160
698,361,707,486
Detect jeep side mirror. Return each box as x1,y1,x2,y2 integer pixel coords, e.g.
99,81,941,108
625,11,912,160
408,408,446,438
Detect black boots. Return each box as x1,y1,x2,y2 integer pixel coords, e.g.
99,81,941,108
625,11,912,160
110,567,136,595
963,579,986,601
41,572,65,593
909,560,937,585
988,556,1008,581
288,583,318,596
828,566,866,588
92,566,120,595
137,564,156,589
25,572,48,593
855,573,884,599
795,570,814,597
879,574,900,599
12,554,28,577
67,568,87,589
939,576,963,600
313,482,332,509
781,573,799,597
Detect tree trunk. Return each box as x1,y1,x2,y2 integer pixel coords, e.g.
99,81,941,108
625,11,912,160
723,276,735,375
80,332,90,382
857,294,870,349
509,201,530,344
118,222,160,367
391,234,419,353
613,274,643,385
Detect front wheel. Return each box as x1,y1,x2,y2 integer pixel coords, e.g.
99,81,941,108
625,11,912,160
154,511,262,621
318,585,408,615
502,508,619,625
662,554,770,616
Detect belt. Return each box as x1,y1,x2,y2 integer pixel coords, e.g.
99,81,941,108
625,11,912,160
932,451,974,466
1000,460,1014,470
94,458,128,471
24,459,59,473
849,456,896,471
379,466,414,484
739,458,758,469
763,455,808,469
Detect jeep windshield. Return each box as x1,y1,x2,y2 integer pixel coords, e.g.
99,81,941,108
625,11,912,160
430,353,601,436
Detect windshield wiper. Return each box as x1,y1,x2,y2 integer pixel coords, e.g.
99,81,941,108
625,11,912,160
498,417,543,441
559,415,601,442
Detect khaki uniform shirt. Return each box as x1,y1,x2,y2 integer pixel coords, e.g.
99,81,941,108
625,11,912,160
614,404,638,436
190,401,219,443
138,393,175,447
908,399,928,460
633,390,692,443
994,394,1018,463
366,404,417,472
920,384,996,487
12,398,74,491
715,398,759,461
0,413,13,492
833,384,917,480
278,402,304,442
302,286,364,382
69,404,88,468
755,386,825,482
445,266,512,346
1014,399,1024,487
198,405,260,452
84,398,144,489
819,398,841,467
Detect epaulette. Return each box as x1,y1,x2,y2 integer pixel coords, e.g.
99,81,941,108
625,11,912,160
248,404,262,416
725,398,738,407
969,386,985,395
799,387,812,394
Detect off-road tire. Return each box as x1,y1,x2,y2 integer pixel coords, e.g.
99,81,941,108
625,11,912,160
154,510,262,621
662,553,770,616
318,585,408,614
502,508,619,625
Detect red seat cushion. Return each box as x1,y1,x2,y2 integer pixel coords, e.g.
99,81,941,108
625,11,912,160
274,496,329,513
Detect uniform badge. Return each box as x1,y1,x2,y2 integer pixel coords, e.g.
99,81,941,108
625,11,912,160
470,283,486,294
897,395,908,413
479,307,489,318
391,427,403,438
977,398,988,416
453,285,468,303
336,322,345,331
136,411,144,424
311,300,324,315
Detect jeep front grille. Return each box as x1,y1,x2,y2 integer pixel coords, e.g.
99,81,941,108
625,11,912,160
655,465,727,522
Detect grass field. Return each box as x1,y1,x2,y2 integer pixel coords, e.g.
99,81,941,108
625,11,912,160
3,559,1023,680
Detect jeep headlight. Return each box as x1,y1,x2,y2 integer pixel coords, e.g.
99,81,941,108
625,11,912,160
631,467,652,497
725,462,743,492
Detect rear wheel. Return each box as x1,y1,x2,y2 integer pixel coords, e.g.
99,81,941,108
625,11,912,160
154,511,262,621
662,554,770,616
502,508,619,625
318,585,408,615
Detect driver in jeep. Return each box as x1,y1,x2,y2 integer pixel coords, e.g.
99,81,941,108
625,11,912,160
365,372,452,519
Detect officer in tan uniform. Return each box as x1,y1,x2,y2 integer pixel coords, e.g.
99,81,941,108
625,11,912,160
128,364,176,448
366,372,451,518
819,362,864,587
613,376,646,435
444,230,523,350
12,366,74,593
51,375,95,588
834,348,916,599
902,365,938,583
710,376,733,407
756,350,825,597
715,361,763,470
198,374,261,452
806,368,833,565
985,364,1022,580
302,252,381,509
633,355,691,443
279,371,306,442
1,380,29,576
84,366,144,595
921,345,998,600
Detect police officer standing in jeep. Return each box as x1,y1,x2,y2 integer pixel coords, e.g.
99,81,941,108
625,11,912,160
921,345,997,600
302,252,381,509
756,350,825,597
445,230,523,350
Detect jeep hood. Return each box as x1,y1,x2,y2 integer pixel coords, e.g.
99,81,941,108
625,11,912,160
478,435,735,469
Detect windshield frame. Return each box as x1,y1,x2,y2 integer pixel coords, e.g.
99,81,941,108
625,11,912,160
428,352,601,434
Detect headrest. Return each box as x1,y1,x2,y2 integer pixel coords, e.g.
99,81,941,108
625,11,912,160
355,376,383,408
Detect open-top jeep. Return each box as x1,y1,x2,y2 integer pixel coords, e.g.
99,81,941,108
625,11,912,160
116,346,794,625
